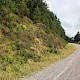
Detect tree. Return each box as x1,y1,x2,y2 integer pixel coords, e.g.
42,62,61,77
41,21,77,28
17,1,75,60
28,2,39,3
74,31,80,42
16,0,30,16
33,6,42,22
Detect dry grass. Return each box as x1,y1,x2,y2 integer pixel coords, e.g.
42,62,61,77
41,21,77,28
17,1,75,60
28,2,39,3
20,43,76,77
0,43,76,80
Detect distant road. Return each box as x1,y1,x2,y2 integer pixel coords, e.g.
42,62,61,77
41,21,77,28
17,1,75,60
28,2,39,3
22,44,80,80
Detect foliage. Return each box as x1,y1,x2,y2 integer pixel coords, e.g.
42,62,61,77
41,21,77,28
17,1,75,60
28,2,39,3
0,0,68,79
64,35,74,43
74,31,80,42
33,6,42,22
0,0,66,38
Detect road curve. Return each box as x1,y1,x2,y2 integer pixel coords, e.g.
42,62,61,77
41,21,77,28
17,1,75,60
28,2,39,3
22,44,80,80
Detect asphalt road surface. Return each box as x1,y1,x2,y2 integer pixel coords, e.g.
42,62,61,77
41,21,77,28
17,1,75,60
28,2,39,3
22,44,80,80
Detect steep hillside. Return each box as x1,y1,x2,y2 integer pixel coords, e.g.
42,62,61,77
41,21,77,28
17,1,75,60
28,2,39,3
0,0,66,54
0,0,67,79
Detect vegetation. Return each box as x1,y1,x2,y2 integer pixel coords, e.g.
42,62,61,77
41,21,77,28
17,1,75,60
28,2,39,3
74,32,80,43
0,0,66,38
0,44,75,80
67,31,80,43
0,0,76,80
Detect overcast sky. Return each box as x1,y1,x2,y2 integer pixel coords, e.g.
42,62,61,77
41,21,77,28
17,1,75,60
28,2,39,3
45,0,80,37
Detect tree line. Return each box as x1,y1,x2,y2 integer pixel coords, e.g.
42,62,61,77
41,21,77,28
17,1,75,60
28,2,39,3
74,32,80,43
0,0,66,40
65,31,80,43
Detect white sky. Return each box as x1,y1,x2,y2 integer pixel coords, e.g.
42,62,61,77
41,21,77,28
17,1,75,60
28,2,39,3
45,0,80,37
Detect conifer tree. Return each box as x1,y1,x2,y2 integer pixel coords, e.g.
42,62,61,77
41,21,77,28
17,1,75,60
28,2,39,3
74,32,80,42
33,6,42,22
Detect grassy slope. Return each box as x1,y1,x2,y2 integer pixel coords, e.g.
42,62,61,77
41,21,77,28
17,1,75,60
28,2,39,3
0,13,67,80
0,44,75,80
21,43,76,77
0,2,73,80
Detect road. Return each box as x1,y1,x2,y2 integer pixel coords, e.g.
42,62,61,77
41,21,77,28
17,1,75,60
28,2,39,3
22,44,80,80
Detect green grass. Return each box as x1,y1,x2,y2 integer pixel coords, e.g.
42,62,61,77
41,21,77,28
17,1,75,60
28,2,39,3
0,43,75,80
